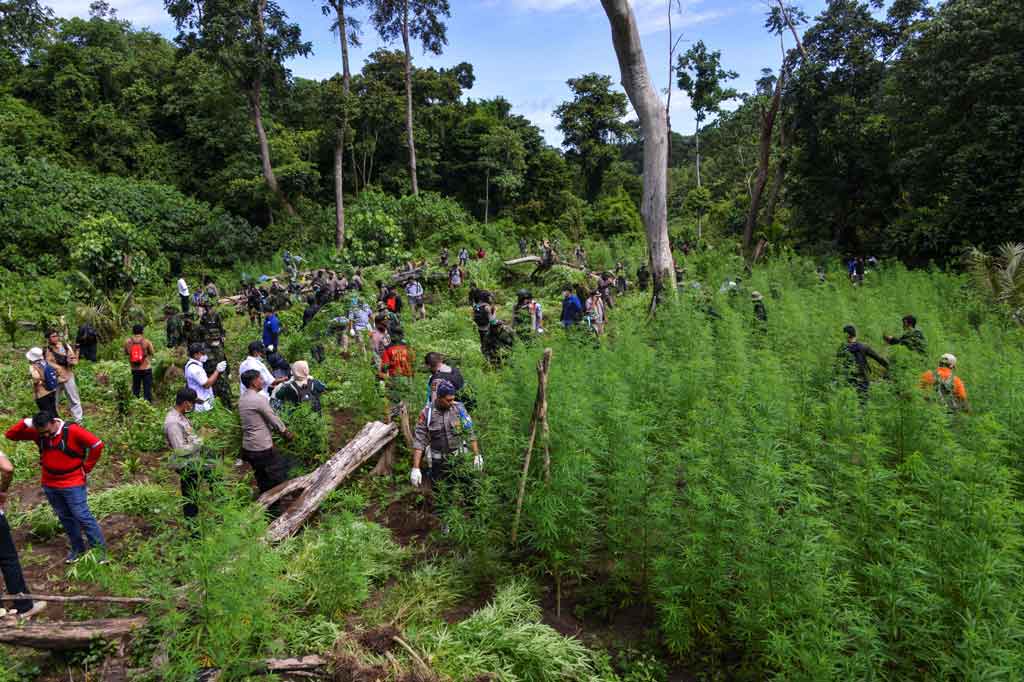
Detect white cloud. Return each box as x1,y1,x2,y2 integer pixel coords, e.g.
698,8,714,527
499,0,734,34
46,0,171,28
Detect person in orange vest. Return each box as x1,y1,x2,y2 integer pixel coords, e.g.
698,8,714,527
920,353,969,412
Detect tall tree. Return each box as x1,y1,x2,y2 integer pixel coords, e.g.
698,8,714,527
554,73,628,203
165,0,311,216
368,0,450,196
677,40,737,238
319,0,363,249
599,0,675,305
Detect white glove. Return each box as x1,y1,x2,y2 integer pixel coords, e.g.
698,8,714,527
473,454,484,471
23,417,33,428
216,361,227,373
410,468,423,487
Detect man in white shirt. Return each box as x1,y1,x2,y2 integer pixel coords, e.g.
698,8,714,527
177,277,190,314
184,343,225,412
238,341,283,396
405,279,426,320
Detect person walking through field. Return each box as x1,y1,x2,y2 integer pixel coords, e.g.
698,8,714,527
343,296,373,358
44,329,83,424
26,347,58,418
272,361,328,415
74,322,99,363
920,353,969,412
163,388,218,521
5,413,107,564
262,308,282,352
884,315,926,356
0,450,45,620
410,382,483,523
238,370,294,516
560,288,583,329
405,278,426,320
177,276,190,314
238,341,284,397
751,291,768,333
185,343,226,413
585,290,606,335
458,247,470,268
837,325,889,396
124,324,156,403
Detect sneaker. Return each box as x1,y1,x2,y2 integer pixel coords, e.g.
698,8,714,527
65,551,83,564
91,547,110,565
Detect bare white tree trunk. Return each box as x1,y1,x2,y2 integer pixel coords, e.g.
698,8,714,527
600,0,675,299
247,87,295,216
334,1,352,251
401,0,419,195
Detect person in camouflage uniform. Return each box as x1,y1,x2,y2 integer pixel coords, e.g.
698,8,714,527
181,311,202,348
481,318,515,366
164,306,184,348
199,305,232,410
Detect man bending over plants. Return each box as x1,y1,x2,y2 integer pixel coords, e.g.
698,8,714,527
4,413,107,564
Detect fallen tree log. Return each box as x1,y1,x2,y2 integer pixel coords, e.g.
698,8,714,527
0,617,148,651
196,656,329,682
1,593,153,606
261,421,398,542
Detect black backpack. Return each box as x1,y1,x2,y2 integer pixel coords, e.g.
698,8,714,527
37,424,88,475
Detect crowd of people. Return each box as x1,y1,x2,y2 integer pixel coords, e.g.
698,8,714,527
1,251,971,622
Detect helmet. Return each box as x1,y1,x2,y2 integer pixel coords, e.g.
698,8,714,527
940,353,957,368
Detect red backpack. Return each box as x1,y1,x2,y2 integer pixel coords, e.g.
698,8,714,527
129,340,145,365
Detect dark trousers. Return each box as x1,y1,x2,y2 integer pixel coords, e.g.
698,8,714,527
426,455,476,515
35,392,57,418
42,485,106,554
180,294,190,314
0,512,32,613
79,343,97,362
131,369,153,403
241,448,291,517
179,465,218,520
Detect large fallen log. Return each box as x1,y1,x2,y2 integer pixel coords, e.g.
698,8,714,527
0,617,148,651
1,593,153,605
260,421,398,542
196,656,329,682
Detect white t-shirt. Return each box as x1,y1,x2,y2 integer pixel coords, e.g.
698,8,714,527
184,359,214,412
177,278,189,297
238,355,274,395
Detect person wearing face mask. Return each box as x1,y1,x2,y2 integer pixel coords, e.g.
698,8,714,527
185,343,226,413
5,412,106,564
164,388,219,522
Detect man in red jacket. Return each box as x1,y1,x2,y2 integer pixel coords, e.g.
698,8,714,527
5,412,107,564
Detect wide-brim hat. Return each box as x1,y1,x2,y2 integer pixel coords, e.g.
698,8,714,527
25,347,43,362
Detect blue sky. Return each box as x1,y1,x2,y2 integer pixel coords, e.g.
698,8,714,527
47,0,826,145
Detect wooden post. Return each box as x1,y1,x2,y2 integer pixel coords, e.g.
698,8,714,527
511,349,553,544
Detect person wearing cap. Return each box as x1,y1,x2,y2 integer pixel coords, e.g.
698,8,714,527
410,382,482,513
272,360,328,415
424,352,465,406
239,341,283,396
343,296,373,357
185,343,226,413
164,388,218,520
5,413,106,564
1,449,46,620
43,329,83,424
920,353,969,412
239,370,294,515
405,278,426,320
26,347,58,417
837,325,889,396
884,315,927,355
751,291,768,331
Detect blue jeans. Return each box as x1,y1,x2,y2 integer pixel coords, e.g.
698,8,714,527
42,485,105,554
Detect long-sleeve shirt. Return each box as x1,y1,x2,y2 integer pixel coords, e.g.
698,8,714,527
44,343,78,383
413,402,476,456
262,315,281,350
5,419,104,488
838,342,889,385
238,389,286,451
163,409,205,469
177,278,189,297
238,356,275,396
561,295,583,325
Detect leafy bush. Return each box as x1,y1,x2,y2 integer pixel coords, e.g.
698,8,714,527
10,483,178,539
